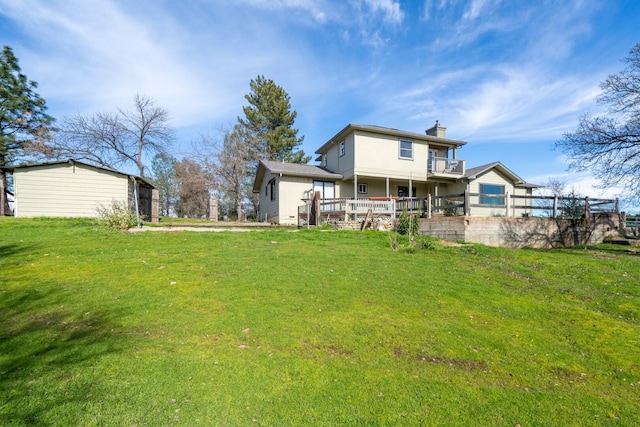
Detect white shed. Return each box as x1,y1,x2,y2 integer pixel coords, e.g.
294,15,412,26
7,160,155,219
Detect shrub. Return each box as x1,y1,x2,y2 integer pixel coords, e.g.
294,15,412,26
96,200,138,231
397,207,419,236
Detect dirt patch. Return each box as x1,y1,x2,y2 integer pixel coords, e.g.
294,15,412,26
129,226,257,233
417,355,488,371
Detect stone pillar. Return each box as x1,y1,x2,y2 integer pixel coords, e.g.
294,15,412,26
151,189,159,224
208,199,219,221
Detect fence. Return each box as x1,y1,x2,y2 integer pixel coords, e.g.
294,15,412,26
298,191,620,226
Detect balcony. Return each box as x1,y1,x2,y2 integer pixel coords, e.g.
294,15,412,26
428,157,465,177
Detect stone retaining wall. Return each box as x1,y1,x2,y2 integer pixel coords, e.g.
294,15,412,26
327,213,624,248
419,213,624,248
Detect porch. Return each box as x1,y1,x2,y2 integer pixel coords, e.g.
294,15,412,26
297,192,620,226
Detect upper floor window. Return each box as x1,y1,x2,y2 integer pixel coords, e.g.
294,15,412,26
479,184,505,205
399,139,413,160
321,153,327,167
358,183,368,194
339,141,345,157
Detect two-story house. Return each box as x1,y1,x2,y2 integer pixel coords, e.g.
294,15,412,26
253,122,537,224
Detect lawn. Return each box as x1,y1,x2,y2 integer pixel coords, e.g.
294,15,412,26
1,218,639,426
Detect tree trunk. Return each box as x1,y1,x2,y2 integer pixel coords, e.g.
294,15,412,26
0,169,7,216
235,179,244,221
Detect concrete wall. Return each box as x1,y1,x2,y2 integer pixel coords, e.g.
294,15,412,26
419,213,624,248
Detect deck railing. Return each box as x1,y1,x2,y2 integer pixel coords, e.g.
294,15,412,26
626,216,640,228
298,192,620,226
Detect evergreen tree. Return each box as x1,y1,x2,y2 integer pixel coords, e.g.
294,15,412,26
238,75,310,163
0,46,55,215
150,153,178,217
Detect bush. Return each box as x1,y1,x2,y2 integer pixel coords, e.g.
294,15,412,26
396,207,419,236
96,201,138,231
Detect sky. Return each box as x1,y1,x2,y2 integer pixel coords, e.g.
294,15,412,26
1,0,639,211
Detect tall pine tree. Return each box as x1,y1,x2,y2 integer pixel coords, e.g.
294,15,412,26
1,46,54,215
238,75,310,164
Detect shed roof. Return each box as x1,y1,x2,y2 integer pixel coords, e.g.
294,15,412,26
5,159,155,188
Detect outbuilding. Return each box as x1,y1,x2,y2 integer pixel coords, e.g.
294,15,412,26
5,159,155,219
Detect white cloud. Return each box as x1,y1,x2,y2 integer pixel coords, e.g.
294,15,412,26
364,0,405,24
236,0,331,24
462,0,501,21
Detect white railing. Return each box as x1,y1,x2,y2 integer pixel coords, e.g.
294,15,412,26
344,199,396,216
428,157,465,175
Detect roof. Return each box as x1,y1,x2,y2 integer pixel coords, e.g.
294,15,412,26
252,159,343,193
5,159,155,188
464,161,539,188
315,123,467,154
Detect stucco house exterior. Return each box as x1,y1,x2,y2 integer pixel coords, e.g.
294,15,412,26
5,159,155,219
253,160,342,224
253,122,538,224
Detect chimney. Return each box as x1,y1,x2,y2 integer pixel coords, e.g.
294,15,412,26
426,120,446,138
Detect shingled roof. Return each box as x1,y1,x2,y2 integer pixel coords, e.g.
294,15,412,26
252,160,343,193
464,161,538,188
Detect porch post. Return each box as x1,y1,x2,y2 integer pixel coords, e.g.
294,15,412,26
553,196,558,218
386,177,389,198
426,194,432,219
464,189,470,216
354,174,358,201
506,191,511,217
409,178,413,198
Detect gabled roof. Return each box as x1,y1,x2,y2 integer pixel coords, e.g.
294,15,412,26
252,160,343,193
315,123,467,154
464,161,539,188
5,159,155,188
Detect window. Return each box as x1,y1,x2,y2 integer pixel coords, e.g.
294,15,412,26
313,181,335,199
268,178,277,201
321,153,327,167
398,186,416,198
399,139,413,159
358,183,368,194
479,184,505,205
339,141,345,157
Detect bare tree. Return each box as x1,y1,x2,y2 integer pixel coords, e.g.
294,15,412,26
556,43,640,201
48,94,174,177
213,126,254,220
174,158,211,218
192,125,256,221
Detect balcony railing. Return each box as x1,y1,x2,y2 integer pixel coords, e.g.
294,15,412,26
428,157,465,175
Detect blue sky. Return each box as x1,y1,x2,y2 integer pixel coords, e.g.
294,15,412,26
1,0,639,210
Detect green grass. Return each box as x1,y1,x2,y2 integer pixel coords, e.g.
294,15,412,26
1,217,639,426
